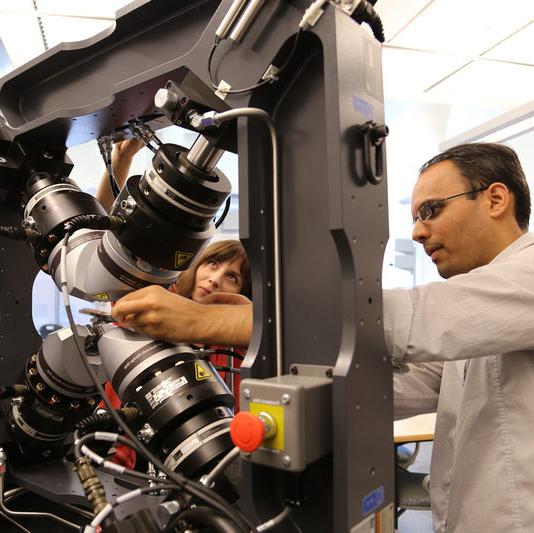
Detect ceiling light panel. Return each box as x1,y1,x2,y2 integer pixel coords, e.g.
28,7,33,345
0,0,45,68
389,0,534,58
374,0,434,42
483,21,534,65
425,60,534,105
382,47,466,101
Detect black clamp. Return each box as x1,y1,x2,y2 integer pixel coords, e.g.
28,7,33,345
356,121,389,185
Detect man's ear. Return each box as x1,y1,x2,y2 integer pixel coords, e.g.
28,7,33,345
486,182,512,220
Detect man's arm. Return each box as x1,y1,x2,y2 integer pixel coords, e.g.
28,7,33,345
384,241,534,364
394,362,442,420
96,139,144,212
112,286,252,347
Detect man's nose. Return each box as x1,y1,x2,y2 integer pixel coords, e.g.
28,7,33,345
412,219,430,243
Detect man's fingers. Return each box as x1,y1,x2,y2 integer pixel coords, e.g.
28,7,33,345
202,292,251,305
112,299,149,321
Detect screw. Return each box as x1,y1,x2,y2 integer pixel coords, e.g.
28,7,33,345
243,388,251,400
120,196,136,214
281,394,291,405
29,368,38,376
50,395,60,404
11,396,23,407
70,400,80,409
43,151,53,160
138,423,155,442
36,383,45,392
282,455,291,467
47,234,58,243
325,369,333,378
87,397,96,406
30,354,37,363
290,366,298,375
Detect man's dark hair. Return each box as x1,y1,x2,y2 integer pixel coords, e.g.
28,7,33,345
420,143,531,230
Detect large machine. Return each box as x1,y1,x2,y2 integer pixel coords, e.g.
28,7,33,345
0,1,392,531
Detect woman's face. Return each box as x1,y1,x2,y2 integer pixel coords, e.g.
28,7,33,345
191,257,244,302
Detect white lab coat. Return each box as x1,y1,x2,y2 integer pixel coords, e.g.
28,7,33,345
384,232,534,533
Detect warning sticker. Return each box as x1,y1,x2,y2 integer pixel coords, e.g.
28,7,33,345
145,376,188,409
93,292,111,301
175,251,193,268
195,362,212,381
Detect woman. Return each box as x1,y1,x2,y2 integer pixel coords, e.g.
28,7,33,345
171,239,251,410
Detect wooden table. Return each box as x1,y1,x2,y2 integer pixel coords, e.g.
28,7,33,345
394,413,436,444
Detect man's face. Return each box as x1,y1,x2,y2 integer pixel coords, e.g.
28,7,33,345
411,160,492,278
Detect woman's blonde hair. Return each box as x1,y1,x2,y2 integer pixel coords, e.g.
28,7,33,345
172,240,251,299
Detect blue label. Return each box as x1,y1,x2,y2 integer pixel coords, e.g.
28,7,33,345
362,486,384,515
353,96,373,119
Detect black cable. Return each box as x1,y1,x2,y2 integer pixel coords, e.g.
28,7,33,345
199,348,245,361
0,385,29,399
75,407,139,435
208,31,302,95
215,196,231,229
169,506,238,533
352,0,385,42
60,233,255,533
0,226,41,241
212,365,241,375
106,162,121,199
63,214,125,234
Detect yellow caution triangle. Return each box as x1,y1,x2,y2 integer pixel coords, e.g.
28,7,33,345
195,362,212,381
175,251,193,268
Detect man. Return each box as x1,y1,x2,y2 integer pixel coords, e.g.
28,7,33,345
112,143,533,532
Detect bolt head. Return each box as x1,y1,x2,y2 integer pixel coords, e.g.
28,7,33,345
243,388,251,399
281,394,291,405
154,88,179,111
282,455,291,467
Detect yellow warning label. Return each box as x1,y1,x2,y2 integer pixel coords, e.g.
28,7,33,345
195,363,212,381
175,251,193,268
93,292,111,301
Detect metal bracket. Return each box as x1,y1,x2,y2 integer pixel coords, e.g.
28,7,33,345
289,363,334,379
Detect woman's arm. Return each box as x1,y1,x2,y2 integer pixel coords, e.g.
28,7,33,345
96,139,144,212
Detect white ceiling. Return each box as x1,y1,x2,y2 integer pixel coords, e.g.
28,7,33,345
0,0,532,109
375,0,534,106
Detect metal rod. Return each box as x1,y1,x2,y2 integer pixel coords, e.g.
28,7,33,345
228,0,266,44
186,135,225,173
215,0,249,41
213,108,282,376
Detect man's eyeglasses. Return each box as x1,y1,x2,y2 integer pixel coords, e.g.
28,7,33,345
413,186,488,223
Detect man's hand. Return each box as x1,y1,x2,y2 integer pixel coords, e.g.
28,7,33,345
201,292,251,305
112,286,252,347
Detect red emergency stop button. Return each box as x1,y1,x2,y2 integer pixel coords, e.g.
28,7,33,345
230,411,265,452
